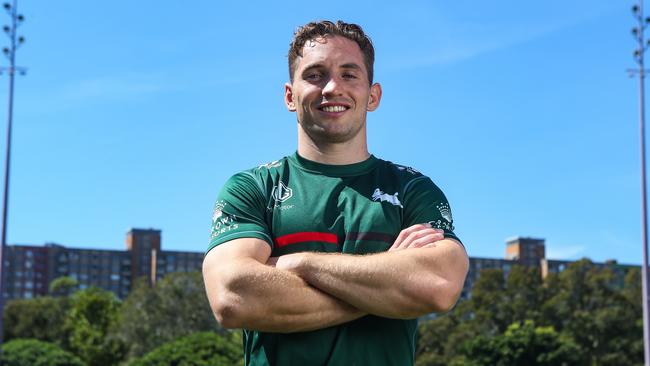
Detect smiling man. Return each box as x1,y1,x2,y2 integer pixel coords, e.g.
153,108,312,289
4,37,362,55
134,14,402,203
202,20,469,366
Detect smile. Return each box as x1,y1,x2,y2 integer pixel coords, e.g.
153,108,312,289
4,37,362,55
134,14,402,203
318,105,349,112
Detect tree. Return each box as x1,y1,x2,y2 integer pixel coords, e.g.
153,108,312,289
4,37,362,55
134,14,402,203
127,332,242,366
3,296,71,347
0,339,85,366
458,320,581,366
469,268,508,334
113,271,221,360
416,301,474,366
503,265,543,325
541,259,643,365
49,276,79,297
65,286,125,366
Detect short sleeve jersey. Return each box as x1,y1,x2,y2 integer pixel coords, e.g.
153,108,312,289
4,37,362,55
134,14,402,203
207,152,461,366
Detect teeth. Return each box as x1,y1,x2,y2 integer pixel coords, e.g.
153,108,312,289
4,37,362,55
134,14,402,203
321,105,346,112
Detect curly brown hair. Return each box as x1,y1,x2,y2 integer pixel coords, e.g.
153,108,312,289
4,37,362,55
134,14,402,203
288,20,375,85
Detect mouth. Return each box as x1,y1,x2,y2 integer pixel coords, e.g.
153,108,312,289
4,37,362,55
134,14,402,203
317,103,350,114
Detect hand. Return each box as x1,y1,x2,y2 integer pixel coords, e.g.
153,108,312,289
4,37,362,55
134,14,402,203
389,223,445,251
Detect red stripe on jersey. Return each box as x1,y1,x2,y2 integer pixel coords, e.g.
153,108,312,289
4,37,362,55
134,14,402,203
274,232,339,247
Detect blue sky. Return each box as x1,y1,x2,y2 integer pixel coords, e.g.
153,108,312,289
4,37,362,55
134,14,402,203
0,0,643,264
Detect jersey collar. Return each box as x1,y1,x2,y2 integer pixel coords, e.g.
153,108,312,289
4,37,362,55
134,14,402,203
288,151,378,177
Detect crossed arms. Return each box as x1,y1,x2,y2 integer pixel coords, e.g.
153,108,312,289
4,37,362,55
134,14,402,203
202,224,469,333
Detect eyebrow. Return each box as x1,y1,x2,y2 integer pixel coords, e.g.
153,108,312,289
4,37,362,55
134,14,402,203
340,63,363,71
301,62,363,73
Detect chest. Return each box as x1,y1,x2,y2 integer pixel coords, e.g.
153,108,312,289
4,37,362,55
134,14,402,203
266,174,404,256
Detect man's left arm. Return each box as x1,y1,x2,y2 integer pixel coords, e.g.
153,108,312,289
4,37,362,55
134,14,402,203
275,239,467,319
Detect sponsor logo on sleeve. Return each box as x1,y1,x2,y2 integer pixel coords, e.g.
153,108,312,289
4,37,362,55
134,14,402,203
437,202,452,222
372,188,403,208
210,200,239,240
429,203,454,232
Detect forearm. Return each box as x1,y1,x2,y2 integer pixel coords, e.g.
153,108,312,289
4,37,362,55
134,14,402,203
281,241,468,319
206,257,364,333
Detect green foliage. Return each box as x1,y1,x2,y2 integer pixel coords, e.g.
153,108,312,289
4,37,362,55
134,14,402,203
49,276,79,297
113,271,221,360
542,260,643,365
65,286,125,366
3,296,71,347
416,261,643,366
0,339,85,366
459,320,581,366
127,332,243,366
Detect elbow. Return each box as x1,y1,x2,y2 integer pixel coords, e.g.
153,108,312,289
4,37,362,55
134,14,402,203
211,295,244,329
431,282,462,313
419,277,465,314
205,268,250,329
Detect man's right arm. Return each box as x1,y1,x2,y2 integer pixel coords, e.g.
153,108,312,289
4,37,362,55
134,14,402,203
202,237,364,333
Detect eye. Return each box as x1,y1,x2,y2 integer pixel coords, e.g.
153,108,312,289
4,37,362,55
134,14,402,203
342,73,357,79
304,72,323,81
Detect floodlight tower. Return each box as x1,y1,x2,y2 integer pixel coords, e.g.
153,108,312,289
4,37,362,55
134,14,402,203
631,1,650,364
0,0,25,345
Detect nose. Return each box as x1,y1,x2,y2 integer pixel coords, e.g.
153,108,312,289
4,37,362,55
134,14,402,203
322,76,343,96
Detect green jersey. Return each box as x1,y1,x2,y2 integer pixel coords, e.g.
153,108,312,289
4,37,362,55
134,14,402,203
207,152,461,366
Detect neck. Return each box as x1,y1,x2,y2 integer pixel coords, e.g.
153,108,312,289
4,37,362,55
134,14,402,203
297,127,370,165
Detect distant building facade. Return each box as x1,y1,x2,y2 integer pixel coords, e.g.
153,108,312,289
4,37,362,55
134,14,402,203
2,228,203,300
2,232,638,301
459,236,638,301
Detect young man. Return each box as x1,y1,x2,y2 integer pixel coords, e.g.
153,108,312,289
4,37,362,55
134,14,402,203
203,20,469,366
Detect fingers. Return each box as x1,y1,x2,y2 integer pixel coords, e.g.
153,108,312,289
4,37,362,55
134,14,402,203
392,223,430,249
390,223,446,251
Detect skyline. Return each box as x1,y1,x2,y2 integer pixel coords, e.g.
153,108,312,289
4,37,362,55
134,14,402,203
0,1,643,264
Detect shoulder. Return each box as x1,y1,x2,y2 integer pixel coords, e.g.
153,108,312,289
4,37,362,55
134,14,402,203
220,156,290,197
229,156,290,183
375,158,430,188
373,158,451,201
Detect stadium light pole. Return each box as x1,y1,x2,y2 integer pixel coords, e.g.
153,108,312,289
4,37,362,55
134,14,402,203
631,1,650,364
0,0,25,346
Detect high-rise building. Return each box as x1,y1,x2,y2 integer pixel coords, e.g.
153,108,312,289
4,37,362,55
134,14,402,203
459,237,637,301
2,232,638,302
2,228,203,300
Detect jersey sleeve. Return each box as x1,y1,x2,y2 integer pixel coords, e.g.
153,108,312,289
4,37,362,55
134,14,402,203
403,176,463,247
206,172,273,254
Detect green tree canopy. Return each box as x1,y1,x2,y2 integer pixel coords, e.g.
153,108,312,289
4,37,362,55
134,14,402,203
0,339,85,366
49,276,79,297
65,286,125,366
127,332,242,366
415,261,643,365
3,296,71,347
457,320,581,366
113,271,221,360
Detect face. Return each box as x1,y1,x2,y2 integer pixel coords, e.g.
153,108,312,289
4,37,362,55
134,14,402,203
285,35,382,144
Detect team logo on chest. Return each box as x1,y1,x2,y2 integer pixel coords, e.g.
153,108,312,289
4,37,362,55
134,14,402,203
268,181,294,211
372,188,403,208
272,181,293,202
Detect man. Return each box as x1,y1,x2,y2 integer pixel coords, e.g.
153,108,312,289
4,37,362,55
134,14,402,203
203,20,468,366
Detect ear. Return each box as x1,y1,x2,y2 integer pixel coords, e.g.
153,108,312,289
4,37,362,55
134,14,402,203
367,83,382,112
285,83,296,111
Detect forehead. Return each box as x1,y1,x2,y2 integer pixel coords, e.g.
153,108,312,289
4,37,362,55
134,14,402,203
296,35,366,70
